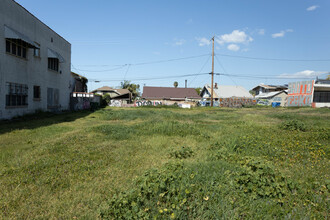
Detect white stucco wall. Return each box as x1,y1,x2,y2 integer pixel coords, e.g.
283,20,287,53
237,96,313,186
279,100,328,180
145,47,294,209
0,0,71,119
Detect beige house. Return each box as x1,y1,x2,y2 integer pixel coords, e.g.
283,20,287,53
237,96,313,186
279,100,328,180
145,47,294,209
255,91,288,106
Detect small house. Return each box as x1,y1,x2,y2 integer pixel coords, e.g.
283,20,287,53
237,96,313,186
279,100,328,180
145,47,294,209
255,91,288,106
200,83,255,107
140,86,200,106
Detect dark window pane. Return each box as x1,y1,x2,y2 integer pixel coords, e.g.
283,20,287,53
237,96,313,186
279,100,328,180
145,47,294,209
17,45,22,56
12,43,16,55
11,95,17,106
22,48,27,58
34,86,40,99
6,95,10,106
6,40,10,53
17,95,22,106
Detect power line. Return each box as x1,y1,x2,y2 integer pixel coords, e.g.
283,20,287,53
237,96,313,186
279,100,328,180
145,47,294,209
188,55,211,86
96,73,210,82
214,55,238,86
73,54,210,71
123,64,131,81
220,73,317,80
216,53,330,62
71,64,127,72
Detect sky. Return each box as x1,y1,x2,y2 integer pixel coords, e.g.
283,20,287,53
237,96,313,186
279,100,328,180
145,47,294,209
15,0,330,92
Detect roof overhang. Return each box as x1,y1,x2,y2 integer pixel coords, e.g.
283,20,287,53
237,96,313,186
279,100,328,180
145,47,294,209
48,48,65,63
5,25,40,48
314,84,330,91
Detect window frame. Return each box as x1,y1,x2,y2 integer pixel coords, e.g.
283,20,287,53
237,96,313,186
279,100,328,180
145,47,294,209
5,39,28,59
33,85,41,101
5,82,28,108
48,58,59,72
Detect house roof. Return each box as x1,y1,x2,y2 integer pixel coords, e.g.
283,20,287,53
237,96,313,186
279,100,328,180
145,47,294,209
142,86,200,100
203,84,253,98
71,72,88,81
255,90,287,99
251,84,287,91
92,86,113,92
113,89,130,95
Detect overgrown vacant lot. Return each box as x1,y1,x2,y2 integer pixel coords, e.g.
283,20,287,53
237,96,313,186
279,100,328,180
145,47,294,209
0,107,329,219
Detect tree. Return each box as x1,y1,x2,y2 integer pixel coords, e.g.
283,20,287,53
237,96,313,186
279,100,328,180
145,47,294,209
195,87,202,95
173,81,178,88
121,80,140,100
249,90,256,97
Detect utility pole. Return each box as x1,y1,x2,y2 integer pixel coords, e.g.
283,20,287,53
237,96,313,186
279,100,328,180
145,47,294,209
211,36,215,107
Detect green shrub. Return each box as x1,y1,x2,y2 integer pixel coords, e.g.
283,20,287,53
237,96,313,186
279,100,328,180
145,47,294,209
169,146,194,159
100,162,196,219
234,157,291,200
280,119,307,131
101,94,111,107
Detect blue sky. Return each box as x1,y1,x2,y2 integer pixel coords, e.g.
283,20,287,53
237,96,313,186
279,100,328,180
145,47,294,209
15,0,330,91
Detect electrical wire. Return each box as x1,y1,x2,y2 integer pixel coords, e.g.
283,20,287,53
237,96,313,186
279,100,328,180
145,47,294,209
214,55,238,86
73,54,210,70
216,53,330,62
71,64,127,72
97,73,210,82
188,55,211,86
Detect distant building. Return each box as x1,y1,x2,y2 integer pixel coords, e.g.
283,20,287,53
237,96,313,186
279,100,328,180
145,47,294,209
251,84,287,96
201,83,253,100
71,72,88,93
200,83,255,107
0,0,71,119
141,86,200,106
287,79,330,108
255,90,288,106
313,79,330,108
92,86,132,104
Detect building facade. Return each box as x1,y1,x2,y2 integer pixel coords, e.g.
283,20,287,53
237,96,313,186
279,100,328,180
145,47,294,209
0,0,71,119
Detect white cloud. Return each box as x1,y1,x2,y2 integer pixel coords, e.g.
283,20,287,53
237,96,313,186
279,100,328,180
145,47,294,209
272,29,293,38
196,37,211,46
258,29,265,35
174,39,185,46
227,44,240,51
216,30,253,45
279,70,325,78
272,31,285,38
307,5,319,11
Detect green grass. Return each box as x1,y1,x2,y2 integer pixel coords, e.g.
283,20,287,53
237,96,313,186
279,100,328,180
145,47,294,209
0,107,329,219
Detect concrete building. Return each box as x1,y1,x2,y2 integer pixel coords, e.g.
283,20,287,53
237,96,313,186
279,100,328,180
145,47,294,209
0,0,71,119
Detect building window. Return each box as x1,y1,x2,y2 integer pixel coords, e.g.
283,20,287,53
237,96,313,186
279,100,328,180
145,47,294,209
313,91,330,103
33,86,41,100
5,39,28,59
5,82,28,107
34,42,40,57
48,58,59,72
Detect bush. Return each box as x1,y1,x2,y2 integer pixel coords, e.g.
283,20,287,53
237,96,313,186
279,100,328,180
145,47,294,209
100,162,196,219
169,146,194,159
101,94,111,107
234,157,291,200
280,119,307,131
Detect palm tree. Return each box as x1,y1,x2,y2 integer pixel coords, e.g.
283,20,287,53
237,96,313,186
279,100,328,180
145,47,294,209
173,81,178,88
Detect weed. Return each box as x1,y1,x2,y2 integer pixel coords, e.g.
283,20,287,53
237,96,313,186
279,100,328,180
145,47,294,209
169,146,194,159
280,119,307,131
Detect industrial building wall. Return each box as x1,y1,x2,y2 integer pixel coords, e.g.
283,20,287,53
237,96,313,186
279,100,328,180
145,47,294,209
0,0,71,119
